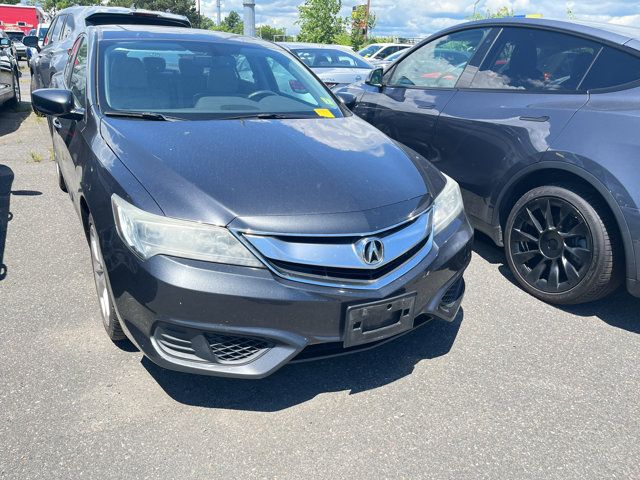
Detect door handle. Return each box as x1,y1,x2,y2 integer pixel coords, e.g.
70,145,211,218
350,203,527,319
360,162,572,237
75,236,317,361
519,115,549,122
417,103,437,110
52,118,62,129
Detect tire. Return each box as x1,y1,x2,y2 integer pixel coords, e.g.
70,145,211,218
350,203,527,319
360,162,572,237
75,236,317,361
88,216,126,341
8,74,20,109
56,162,67,192
504,184,621,305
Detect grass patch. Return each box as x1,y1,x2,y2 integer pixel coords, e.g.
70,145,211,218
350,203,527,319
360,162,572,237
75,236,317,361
29,150,43,163
49,147,55,161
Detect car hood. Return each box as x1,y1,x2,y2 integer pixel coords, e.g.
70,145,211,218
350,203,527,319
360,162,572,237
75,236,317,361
100,114,434,234
313,67,371,84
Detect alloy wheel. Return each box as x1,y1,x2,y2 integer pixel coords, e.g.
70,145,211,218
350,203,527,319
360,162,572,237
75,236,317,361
89,224,111,325
509,196,593,293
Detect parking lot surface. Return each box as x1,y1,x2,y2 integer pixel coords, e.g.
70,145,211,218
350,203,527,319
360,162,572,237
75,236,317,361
1,70,639,479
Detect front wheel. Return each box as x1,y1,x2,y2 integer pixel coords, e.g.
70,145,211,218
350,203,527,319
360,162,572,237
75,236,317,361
504,185,621,305
89,216,126,341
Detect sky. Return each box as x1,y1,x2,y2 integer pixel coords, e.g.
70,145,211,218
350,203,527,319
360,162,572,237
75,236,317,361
199,0,640,39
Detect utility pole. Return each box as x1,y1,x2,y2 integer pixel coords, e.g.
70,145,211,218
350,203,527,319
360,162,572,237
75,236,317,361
473,0,480,17
243,0,256,37
216,0,221,26
364,0,371,41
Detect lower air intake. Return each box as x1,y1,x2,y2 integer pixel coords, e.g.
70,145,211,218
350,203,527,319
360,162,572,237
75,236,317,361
441,277,465,306
206,334,273,364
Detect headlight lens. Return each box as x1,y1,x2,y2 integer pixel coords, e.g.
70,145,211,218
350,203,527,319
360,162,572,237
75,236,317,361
432,174,464,234
112,194,263,268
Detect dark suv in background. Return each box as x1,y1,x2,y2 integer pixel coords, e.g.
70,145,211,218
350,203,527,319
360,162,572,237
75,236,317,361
25,5,190,94
338,18,640,305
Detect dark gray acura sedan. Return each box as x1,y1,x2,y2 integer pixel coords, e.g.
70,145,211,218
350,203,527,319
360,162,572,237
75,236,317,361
32,26,473,378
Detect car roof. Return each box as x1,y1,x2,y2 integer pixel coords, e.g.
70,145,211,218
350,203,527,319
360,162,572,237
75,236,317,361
279,42,354,51
365,43,408,48
439,17,640,46
92,25,273,46
56,5,190,28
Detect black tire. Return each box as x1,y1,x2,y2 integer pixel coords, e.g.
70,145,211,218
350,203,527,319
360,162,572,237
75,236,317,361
56,162,67,192
30,73,45,116
88,215,126,341
504,184,621,305
8,74,20,110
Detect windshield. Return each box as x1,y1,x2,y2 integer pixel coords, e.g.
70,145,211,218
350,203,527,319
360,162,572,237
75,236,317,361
6,32,24,42
358,44,383,58
291,48,372,69
38,27,48,40
99,39,344,120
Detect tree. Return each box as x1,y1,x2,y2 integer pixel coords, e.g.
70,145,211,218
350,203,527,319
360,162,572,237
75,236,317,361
43,0,100,14
468,6,514,20
348,4,376,51
4,0,22,5
105,0,210,28
257,25,285,41
297,0,345,44
210,10,244,34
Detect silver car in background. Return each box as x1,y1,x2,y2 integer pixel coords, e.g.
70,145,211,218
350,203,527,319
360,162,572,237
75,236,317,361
279,42,373,89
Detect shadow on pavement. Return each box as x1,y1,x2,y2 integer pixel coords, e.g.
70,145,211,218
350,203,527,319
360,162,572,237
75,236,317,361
0,102,31,137
0,164,14,280
472,231,640,333
144,313,463,411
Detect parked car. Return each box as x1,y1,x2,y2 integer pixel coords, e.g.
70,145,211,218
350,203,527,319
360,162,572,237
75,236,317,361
24,5,190,95
372,48,405,69
4,29,27,60
279,42,373,89
0,35,20,109
337,18,640,305
31,25,473,378
358,43,410,61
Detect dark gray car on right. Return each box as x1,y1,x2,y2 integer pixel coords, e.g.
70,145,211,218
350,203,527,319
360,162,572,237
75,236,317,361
337,18,640,305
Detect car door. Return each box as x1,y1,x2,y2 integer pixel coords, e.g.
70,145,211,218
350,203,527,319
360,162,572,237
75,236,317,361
434,26,600,229
52,35,88,203
354,27,493,164
36,14,65,87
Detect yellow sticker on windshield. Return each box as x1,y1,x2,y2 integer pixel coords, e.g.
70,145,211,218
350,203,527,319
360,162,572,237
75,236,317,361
314,108,335,118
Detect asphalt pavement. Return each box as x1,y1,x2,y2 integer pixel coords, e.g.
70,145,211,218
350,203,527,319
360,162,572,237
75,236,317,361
1,67,639,479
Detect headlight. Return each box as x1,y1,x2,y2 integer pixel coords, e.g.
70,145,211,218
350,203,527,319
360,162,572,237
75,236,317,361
112,194,263,268
432,174,464,234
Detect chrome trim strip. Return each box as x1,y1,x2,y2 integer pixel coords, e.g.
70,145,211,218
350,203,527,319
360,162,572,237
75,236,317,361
230,206,431,238
242,211,431,270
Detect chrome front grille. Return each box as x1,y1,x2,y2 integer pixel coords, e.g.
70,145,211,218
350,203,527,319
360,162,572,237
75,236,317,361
240,209,433,288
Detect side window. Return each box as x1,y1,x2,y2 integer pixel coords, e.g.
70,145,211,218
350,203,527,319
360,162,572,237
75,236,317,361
60,15,74,41
64,36,82,84
580,46,640,91
69,37,88,109
389,28,490,88
235,55,255,84
44,16,58,46
471,27,600,92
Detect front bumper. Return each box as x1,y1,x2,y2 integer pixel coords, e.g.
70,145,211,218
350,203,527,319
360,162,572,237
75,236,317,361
103,213,473,378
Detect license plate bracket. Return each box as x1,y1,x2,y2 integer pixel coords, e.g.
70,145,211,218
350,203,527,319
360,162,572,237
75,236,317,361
344,293,417,348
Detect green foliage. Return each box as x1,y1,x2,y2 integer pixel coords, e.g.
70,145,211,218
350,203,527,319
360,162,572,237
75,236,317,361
348,4,376,51
257,24,285,41
105,0,211,28
4,0,22,5
332,31,352,46
468,6,514,20
44,0,100,13
296,0,346,44
209,10,244,34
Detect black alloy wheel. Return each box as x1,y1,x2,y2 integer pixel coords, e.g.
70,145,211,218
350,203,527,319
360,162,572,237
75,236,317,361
505,185,621,305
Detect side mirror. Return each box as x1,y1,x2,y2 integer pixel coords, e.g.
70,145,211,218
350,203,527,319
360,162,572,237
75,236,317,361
365,67,384,88
0,38,10,48
336,91,357,110
31,89,83,120
22,35,40,52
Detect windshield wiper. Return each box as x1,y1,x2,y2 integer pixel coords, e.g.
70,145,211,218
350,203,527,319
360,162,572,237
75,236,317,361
220,113,310,120
103,111,183,121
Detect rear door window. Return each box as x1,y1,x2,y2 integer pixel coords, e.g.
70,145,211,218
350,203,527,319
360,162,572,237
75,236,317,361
44,16,59,46
388,28,490,88
471,27,600,92
60,15,74,41
580,46,640,91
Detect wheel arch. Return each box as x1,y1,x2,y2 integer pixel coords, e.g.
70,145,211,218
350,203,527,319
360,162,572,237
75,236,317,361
494,161,636,282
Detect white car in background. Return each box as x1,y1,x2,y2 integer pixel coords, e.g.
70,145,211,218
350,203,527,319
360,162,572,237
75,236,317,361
357,43,410,62
279,42,373,89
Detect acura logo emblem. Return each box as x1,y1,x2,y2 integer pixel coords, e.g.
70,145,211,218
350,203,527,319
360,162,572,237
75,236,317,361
359,238,384,265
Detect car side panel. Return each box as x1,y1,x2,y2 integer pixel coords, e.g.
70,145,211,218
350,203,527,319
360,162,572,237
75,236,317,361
542,86,640,286
434,90,588,229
